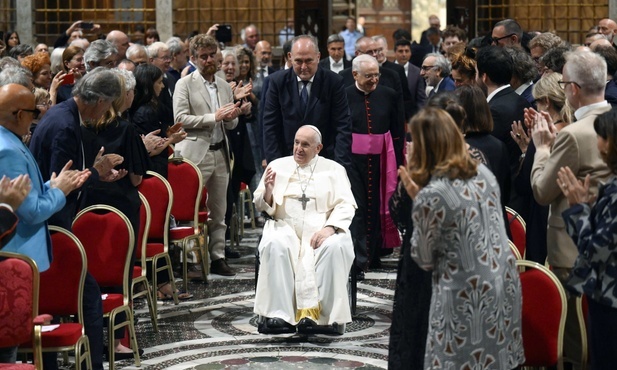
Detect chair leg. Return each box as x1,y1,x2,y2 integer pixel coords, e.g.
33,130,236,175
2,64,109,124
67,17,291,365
143,280,158,332
126,309,141,367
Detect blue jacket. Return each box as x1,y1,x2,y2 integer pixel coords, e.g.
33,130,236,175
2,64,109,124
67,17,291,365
0,126,65,271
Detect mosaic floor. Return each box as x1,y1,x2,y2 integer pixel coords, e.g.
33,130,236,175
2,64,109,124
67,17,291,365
114,227,398,370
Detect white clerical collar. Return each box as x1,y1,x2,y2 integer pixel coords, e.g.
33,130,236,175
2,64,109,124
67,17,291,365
575,100,609,121
330,56,343,67
296,75,315,84
486,84,511,103
355,81,371,95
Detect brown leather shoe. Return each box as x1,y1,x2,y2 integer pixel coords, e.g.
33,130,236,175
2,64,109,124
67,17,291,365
210,258,236,276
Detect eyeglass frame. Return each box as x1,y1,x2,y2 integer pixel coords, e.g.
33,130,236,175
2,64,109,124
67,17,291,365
558,80,581,89
362,72,381,79
490,33,516,44
13,108,41,120
420,65,437,72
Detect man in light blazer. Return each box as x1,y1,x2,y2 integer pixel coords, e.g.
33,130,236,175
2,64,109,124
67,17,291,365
531,50,611,368
173,34,251,276
0,84,88,272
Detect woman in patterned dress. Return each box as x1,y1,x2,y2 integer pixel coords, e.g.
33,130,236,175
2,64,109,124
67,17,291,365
558,109,617,369
398,107,525,370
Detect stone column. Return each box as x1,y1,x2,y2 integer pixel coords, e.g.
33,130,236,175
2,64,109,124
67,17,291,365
156,0,173,42
16,0,33,45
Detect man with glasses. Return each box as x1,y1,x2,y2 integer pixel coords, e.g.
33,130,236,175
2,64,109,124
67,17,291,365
528,32,564,75
262,35,352,168
491,19,523,47
420,53,454,97
126,44,149,66
345,54,404,275
84,40,118,71
174,34,250,276
530,49,611,370
148,41,176,126
373,35,413,120
0,83,90,366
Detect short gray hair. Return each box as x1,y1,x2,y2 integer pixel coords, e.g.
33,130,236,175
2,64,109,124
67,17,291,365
113,68,136,91
147,41,169,59
326,34,345,45
352,54,378,72
84,40,117,71
166,37,184,56
73,67,122,104
0,66,33,88
220,49,239,78
425,52,451,77
126,44,147,60
564,50,607,95
50,47,65,75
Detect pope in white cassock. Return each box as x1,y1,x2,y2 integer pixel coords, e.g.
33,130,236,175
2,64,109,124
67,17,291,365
253,125,357,335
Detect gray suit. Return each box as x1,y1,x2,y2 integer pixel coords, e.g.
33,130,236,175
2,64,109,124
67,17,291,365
173,71,238,261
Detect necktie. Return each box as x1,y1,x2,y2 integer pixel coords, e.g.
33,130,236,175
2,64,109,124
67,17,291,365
300,80,309,114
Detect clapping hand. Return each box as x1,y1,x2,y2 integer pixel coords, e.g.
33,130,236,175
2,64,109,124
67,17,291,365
510,120,530,153
215,102,242,122
93,147,124,182
557,166,595,206
530,111,557,150
51,160,91,195
0,174,31,210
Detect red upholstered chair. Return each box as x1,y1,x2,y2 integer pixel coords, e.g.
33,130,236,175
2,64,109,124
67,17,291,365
132,193,158,331
138,172,179,305
506,206,526,259
72,205,141,370
18,227,92,370
167,158,208,291
0,251,50,370
517,260,567,370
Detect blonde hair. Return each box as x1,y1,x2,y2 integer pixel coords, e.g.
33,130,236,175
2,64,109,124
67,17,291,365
92,70,127,131
408,107,478,187
533,72,573,124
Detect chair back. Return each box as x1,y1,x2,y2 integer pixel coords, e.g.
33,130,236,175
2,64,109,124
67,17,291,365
136,192,151,268
0,251,39,347
517,260,566,368
72,205,134,303
43,226,87,320
138,171,172,245
508,239,522,260
506,206,526,259
167,158,203,230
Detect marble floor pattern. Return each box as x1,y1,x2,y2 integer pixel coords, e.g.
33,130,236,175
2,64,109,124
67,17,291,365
114,227,398,370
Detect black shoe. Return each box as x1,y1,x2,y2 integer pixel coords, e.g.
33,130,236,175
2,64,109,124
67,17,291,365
296,317,343,335
225,246,241,259
258,317,296,334
210,258,236,276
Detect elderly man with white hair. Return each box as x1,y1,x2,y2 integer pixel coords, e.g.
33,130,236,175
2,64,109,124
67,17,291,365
345,54,404,275
531,49,612,369
253,125,357,335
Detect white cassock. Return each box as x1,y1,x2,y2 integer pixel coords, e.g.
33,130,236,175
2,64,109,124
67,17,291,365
253,155,357,326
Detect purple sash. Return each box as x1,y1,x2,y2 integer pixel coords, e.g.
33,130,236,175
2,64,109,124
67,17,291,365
351,132,401,249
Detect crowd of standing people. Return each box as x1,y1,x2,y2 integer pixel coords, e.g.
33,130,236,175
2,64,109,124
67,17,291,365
1,13,617,370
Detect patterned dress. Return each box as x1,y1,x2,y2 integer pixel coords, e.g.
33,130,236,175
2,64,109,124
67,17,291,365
411,164,525,370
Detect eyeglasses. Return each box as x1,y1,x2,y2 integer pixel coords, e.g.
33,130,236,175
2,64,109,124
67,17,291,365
155,55,172,61
490,33,516,44
36,100,52,108
13,108,40,119
558,80,581,89
420,65,436,71
363,73,381,79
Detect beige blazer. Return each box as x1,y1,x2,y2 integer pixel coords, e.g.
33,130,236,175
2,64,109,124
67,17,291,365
172,72,237,166
531,103,612,268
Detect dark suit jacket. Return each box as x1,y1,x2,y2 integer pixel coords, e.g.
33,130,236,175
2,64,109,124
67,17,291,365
318,57,351,71
428,76,455,97
405,63,427,116
520,83,536,109
606,79,617,107
29,98,100,230
382,60,413,119
488,86,531,175
262,67,352,168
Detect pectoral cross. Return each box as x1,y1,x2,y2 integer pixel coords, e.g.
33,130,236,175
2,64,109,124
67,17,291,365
297,193,310,210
